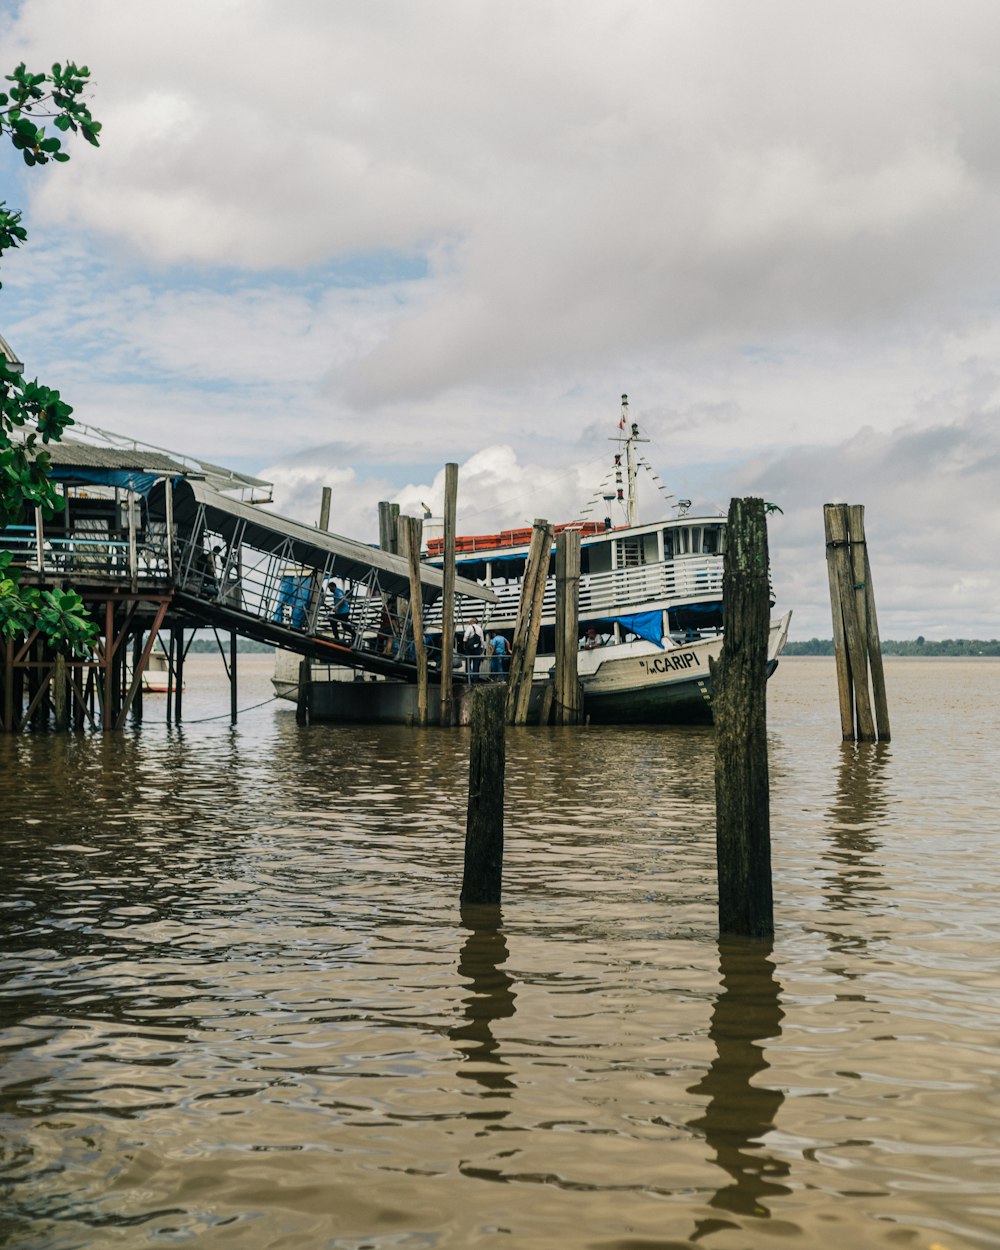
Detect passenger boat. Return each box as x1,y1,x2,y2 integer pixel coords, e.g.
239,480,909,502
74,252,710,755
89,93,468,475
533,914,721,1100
273,396,790,724
425,396,791,724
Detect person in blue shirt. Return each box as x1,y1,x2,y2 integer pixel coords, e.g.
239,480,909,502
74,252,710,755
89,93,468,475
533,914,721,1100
488,631,509,676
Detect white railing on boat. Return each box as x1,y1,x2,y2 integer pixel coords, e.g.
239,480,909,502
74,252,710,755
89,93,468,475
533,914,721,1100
482,555,723,624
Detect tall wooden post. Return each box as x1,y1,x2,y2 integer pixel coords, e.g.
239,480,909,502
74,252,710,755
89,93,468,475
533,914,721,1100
174,626,185,723
554,529,581,725
3,639,13,732
102,601,115,732
230,631,238,725
439,462,459,727
319,486,332,533
296,657,311,726
462,684,507,906
711,497,773,938
825,503,879,742
402,515,428,726
508,519,553,725
848,505,891,742
377,501,400,554
53,653,68,731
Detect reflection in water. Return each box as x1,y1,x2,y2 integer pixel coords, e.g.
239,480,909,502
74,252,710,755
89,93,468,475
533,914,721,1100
688,939,789,1240
449,906,517,1097
820,742,891,965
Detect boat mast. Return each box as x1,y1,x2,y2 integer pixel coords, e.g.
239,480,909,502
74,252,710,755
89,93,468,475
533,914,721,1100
611,394,649,527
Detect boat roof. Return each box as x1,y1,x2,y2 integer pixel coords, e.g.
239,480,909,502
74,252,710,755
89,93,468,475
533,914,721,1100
426,512,726,561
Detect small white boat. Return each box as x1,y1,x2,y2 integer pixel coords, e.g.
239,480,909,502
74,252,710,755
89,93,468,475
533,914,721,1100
141,646,183,694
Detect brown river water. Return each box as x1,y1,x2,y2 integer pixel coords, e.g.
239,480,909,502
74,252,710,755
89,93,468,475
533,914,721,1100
2,655,999,1250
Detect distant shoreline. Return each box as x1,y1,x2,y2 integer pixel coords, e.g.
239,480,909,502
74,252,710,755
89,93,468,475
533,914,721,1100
785,640,1000,657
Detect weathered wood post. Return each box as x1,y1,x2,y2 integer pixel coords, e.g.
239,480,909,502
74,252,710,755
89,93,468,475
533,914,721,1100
462,683,507,906
174,625,185,723
711,497,774,938
824,503,888,742
230,631,238,725
319,486,332,533
402,514,429,726
439,463,459,727
554,528,581,725
53,652,68,732
295,657,311,726
507,519,553,725
848,505,891,742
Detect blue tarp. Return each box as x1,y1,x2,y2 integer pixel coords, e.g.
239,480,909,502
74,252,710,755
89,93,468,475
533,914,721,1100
48,467,160,496
614,610,665,649
273,574,311,629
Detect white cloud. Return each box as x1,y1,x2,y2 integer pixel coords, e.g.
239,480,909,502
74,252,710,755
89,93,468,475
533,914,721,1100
2,0,1000,637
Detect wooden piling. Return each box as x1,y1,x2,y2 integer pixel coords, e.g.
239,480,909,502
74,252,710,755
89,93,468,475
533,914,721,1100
230,631,238,725
295,657,311,726
848,505,891,742
174,626,185,724
439,462,459,728
319,486,332,533
554,529,582,725
402,515,429,727
53,653,68,732
507,519,553,725
711,497,774,938
824,503,887,742
462,683,507,906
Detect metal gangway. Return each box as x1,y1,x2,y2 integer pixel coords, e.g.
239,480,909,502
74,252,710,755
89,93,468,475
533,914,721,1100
147,478,496,679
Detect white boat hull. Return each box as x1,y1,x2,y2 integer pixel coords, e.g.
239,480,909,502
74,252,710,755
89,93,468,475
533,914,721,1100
568,612,791,724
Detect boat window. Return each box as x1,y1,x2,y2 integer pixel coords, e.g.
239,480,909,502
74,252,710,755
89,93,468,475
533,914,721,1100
616,537,644,567
702,527,720,555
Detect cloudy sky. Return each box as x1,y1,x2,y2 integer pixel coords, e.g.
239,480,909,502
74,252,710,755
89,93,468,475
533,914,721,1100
2,0,999,638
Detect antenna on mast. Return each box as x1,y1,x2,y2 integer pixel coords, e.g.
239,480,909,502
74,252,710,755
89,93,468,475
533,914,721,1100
610,393,649,526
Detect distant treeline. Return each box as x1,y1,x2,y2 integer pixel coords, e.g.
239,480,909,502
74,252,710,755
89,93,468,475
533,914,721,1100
185,638,274,654
786,638,1000,657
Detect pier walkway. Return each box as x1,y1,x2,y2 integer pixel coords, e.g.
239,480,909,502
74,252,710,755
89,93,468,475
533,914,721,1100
1,428,495,731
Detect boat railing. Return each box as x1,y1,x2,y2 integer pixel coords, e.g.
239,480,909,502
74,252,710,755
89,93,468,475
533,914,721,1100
482,554,724,624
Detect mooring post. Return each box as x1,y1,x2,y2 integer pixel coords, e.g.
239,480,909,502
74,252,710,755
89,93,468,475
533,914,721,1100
825,503,876,742
319,486,332,533
711,497,774,938
174,626,185,724
53,653,68,732
230,630,238,725
402,515,429,726
439,462,459,727
554,528,581,725
508,519,553,725
296,657,311,726
848,505,891,742
462,683,507,906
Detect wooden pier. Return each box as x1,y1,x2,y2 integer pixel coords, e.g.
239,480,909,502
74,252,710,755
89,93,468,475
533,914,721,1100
0,430,495,732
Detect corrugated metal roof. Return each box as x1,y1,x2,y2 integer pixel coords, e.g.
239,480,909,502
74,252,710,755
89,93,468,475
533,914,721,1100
37,437,189,474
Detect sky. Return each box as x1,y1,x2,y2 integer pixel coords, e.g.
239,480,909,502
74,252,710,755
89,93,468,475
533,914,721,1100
2,0,1000,639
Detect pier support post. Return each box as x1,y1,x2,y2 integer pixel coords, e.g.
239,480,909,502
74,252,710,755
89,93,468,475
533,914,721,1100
711,497,774,938
296,657,311,726
174,626,185,724
462,683,507,906
507,519,553,725
554,529,582,725
439,463,459,727
402,515,429,727
53,653,68,732
230,630,238,725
